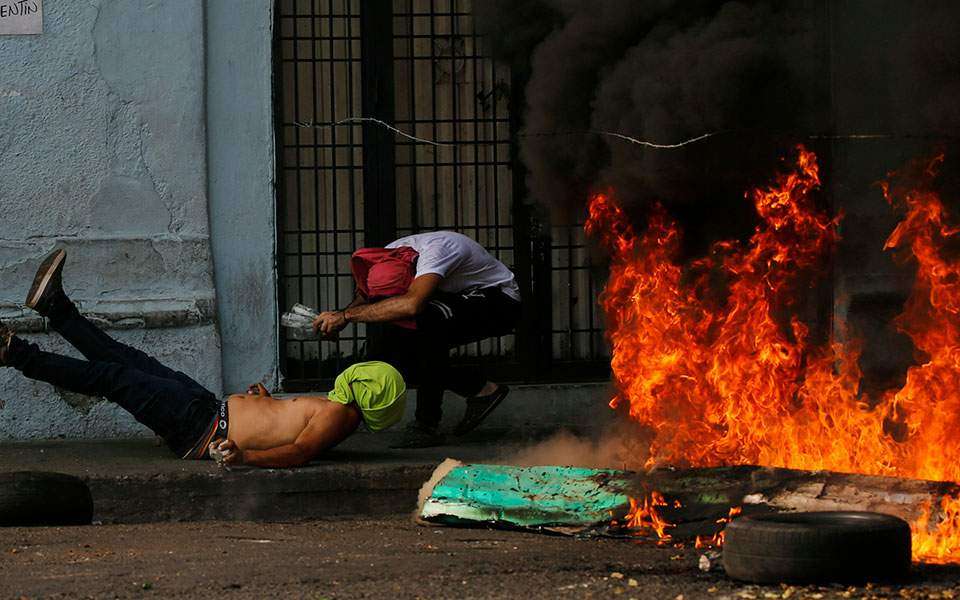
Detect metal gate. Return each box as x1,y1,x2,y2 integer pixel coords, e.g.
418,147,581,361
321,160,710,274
275,0,608,389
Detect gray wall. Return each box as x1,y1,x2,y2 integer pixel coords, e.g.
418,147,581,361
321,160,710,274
0,1,224,439
206,0,279,394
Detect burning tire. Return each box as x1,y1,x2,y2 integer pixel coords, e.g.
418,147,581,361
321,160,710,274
722,511,911,584
0,471,93,526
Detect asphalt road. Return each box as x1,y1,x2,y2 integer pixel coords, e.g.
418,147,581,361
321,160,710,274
3,516,960,599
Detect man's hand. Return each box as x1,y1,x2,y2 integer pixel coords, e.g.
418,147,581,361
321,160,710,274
246,382,270,397
312,311,348,336
209,438,243,466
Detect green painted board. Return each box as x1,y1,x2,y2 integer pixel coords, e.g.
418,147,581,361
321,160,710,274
419,464,633,528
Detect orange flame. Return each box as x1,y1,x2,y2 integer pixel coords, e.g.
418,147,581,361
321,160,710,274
587,147,960,562
913,495,960,564
695,506,743,549
623,491,675,543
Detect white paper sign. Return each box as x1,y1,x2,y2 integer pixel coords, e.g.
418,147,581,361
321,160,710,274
0,0,42,35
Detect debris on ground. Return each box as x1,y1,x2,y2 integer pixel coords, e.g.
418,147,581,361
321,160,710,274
418,462,631,530
699,549,723,572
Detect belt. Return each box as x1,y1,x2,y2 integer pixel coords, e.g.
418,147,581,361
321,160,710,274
182,399,229,460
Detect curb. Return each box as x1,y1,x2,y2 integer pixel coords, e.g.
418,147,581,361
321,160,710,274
85,463,436,523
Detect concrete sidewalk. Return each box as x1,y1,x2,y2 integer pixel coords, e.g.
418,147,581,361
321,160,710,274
0,430,535,524
0,383,615,523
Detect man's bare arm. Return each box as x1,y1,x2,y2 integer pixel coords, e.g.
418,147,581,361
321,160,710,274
212,437,307,469
345,273,440,322
313,274,441,334
241,442,311,469
239,403,362,468
312,290,371,339
241,418,329,468
345,289,369,310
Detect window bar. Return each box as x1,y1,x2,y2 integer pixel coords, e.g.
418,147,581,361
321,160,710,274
314,3,326,376
403,1,416,234
470,6,485,357
346,0,360,358
444,1,470,357
430,0,440,232
493,57,507,357
568,227,576,359
491,44,505,358
450,0,462,234
292,0,306,380
470,14,481,247
328,0,342,372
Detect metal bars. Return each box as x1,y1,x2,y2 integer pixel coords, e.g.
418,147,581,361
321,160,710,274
391,0,515,364
276,0,366,381
275,0,608,387
550,224,608,370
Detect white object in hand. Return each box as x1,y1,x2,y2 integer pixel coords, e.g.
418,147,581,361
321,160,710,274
281,303,321,339
291,303,320,319
209,440,231,466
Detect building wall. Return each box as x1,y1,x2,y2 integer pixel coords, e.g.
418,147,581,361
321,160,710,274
0,1,224,439
206,0,279,394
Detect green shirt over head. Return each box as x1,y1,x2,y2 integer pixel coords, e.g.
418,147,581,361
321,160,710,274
327,361,407,431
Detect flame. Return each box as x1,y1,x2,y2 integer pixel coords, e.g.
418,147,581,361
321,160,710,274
622,491,675,543
695,506,743,549
587,147,960,562
913,495,960,564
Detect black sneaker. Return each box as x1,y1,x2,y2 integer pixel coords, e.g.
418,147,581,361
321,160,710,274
0,320,14,367
25,248,67,317
453,385,510,436
389,421,446,449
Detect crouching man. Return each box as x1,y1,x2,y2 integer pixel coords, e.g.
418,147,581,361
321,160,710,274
312,231,522,448
0,249,406,468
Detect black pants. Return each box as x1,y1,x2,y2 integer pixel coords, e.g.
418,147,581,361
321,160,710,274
375,287,521,427
6,301,217,457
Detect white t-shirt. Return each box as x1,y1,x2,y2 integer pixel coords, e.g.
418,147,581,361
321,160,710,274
386,231,520,301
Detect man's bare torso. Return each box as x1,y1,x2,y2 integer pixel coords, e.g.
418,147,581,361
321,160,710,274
226,394,360,452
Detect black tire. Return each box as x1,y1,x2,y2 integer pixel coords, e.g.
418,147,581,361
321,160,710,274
0,471,93,526
722,511,911,584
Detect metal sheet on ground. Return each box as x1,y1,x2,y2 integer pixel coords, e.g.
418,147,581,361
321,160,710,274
420,464,632,528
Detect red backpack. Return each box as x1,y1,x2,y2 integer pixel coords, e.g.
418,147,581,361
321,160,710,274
350,246,419,329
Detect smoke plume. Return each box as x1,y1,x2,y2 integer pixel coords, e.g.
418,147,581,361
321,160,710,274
476,1,960,247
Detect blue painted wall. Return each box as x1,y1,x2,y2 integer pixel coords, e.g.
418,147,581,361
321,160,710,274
0,0,229,439
205,0,279,393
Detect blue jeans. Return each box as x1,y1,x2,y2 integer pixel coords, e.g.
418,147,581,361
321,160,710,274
6,302,217,458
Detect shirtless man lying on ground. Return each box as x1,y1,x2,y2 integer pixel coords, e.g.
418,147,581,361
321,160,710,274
0,249,406,468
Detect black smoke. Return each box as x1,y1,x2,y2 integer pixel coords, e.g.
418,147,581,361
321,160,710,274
475,0,960,254
475,0,960,408
477,1,826,246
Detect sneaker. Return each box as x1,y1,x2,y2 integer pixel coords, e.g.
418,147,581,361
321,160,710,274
0,320,14,366
453,385,510,436
389,421,446,449
25,248,67,316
